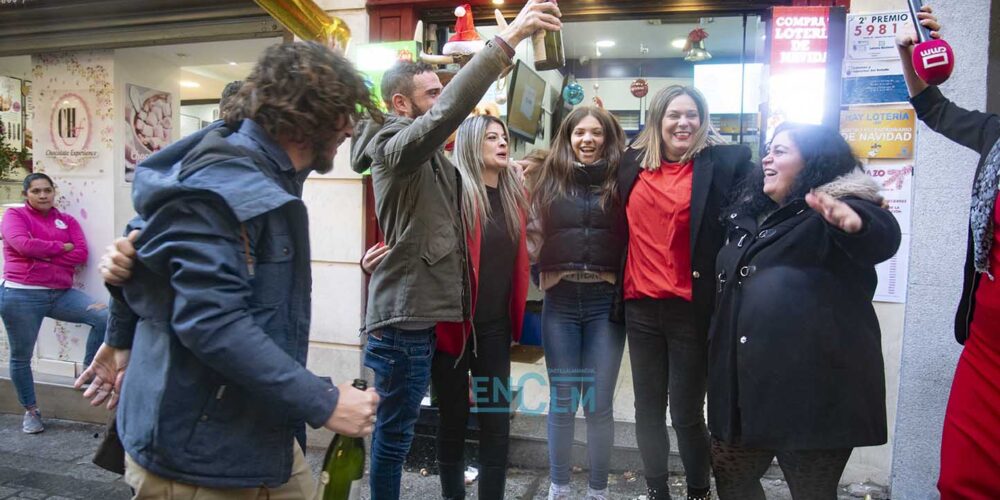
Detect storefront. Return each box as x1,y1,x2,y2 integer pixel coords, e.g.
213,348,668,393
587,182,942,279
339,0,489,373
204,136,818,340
357,0,988,492
0,5,273,377
0,0,996,494
0,0,371,400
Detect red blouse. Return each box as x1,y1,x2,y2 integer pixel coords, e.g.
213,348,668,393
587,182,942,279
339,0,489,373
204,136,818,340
624,160,694,301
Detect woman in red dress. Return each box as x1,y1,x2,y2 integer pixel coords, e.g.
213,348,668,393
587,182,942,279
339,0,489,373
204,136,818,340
898,7,1000,498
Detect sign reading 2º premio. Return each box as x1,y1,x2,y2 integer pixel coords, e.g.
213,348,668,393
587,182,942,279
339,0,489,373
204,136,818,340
847,12,916,60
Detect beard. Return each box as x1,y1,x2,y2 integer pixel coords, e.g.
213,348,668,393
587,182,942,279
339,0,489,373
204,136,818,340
309,148,335,174
409,100,431,120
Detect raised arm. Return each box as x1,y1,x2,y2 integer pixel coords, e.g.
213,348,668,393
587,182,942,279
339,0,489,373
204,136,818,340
379,0,562,176
896,6,999,153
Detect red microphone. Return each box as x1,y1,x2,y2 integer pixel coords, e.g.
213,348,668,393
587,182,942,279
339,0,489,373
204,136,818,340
907,0,954,85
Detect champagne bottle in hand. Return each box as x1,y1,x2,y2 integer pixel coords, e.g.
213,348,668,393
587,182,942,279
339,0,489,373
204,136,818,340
319,379,368,500
532,0,565,71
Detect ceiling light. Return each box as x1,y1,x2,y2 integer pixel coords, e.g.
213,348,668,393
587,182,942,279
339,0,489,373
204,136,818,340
595,40,616,48
228,61,238,66
179,81,201,88
491,0,503,4
671,38,686,49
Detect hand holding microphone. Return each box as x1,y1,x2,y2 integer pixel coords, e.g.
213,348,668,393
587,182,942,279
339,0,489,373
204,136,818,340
900,1,952,85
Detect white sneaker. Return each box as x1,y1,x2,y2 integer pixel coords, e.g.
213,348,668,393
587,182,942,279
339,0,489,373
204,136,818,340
548,482,571,500
586,487,609,500
22,409,43,434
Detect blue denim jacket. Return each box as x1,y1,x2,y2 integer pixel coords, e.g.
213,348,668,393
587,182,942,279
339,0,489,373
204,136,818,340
106,120,338,488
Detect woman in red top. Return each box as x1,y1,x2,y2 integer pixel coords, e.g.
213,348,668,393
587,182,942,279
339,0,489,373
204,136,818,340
897,8,1000,498
614,86,753,500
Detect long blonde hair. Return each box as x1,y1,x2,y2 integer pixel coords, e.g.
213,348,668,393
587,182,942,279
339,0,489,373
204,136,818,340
531,106,626,214
453,115,527,243
631,85,726,169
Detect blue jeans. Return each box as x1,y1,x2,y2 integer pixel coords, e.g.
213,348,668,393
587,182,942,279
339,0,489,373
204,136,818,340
542,280,626,490
1,287,108,408
364,326,435,500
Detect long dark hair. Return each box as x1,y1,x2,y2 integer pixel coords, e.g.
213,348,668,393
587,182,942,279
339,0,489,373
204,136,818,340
729,122,860,217
531,106,626,214
22,173,54,194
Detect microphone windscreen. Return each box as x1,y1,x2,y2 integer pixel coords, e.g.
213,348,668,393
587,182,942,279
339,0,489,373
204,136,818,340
912,39,955,86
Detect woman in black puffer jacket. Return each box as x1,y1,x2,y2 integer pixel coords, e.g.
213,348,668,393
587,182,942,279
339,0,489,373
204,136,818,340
529,105,627,500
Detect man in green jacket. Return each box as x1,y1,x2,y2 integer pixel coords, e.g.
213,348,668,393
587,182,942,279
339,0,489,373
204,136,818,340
349,1,561,497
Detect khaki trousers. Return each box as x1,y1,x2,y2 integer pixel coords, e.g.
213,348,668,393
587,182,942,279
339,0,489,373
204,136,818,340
124,442,318,499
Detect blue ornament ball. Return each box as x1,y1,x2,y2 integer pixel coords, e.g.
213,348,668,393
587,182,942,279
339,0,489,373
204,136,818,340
562,82,585,105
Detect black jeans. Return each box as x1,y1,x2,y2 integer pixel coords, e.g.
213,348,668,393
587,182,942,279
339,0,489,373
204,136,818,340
431,318,512,500
625,298,711,491
711,439,852,500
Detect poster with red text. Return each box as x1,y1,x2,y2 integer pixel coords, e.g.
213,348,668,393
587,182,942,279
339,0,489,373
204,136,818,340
767,6,831,142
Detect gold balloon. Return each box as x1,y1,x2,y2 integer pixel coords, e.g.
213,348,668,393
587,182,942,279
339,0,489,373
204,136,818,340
254,0,351,52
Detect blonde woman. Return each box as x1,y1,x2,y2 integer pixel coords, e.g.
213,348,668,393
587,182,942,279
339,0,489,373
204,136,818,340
614,85,753,500
432,114,530,500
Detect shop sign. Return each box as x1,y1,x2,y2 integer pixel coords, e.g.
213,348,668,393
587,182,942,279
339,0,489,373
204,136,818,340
44,91,99,169
847,11,915,60
839,107,915,159
766,6,831,142
770,6,830,73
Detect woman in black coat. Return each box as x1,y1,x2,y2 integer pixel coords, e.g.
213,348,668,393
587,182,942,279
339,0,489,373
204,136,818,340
708,123,901,500
614,85,753,500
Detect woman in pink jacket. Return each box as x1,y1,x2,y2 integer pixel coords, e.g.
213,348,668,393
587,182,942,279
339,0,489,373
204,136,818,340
1,173,108,434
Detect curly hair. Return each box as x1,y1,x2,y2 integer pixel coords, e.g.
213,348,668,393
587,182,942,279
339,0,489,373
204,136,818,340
728,122,861,217
220,80,243,108
223,42,383,153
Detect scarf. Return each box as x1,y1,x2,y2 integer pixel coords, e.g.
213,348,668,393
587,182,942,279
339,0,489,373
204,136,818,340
971,136,1000,278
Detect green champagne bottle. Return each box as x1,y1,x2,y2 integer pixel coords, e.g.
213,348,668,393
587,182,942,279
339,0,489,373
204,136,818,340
319,379,368,500
532,1,565,71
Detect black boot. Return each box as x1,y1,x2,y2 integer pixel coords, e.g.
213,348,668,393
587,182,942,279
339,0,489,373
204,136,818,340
477,465,506,500
646,474,671,500
439,461,467,500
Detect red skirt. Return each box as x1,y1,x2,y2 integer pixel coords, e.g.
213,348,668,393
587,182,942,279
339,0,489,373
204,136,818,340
939,284,1000,498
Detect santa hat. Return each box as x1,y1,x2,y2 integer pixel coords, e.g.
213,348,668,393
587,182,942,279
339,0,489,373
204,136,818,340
442,4,486,56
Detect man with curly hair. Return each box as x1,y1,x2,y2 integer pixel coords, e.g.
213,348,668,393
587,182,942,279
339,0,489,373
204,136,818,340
83,42,383,496
218,80,242,119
